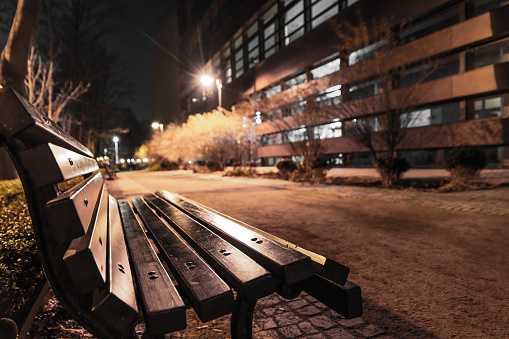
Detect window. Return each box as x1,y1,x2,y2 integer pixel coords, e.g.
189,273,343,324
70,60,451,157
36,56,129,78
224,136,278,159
348,39,387,66
466,39,509,70
467,96,504,119
311,54,340,79
233,31,244,78
247,22,260,68
466,0,507,19
283,98,307,116
264,84,281,98
263,4,279,58
286,126,308,142
401,109,433,128
312,0,339,28
313,119,342,139
399,55,459,88
222,45,232,84
285,73,307,88
313,85,341,108
349,80,380,100
284,0,305,45
399,5,460,42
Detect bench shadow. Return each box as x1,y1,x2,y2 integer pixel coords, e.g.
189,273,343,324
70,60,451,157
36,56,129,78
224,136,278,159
362,298,440,339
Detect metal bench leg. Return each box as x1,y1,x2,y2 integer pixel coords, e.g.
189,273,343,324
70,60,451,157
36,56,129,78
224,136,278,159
231,297,256,339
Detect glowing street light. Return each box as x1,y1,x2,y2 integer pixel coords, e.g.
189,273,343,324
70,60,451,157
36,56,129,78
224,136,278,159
152,122,164,133
112,136,119,164
200,74,223,108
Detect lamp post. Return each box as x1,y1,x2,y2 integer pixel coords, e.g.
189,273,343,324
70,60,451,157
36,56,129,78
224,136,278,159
112,136,119,164
200,74,222,108
151,122,164,133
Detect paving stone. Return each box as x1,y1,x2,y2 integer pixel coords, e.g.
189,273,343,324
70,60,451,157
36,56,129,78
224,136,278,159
258,295,283,308
298,321,319,334
313,301,328,309
296,305,322,316
356,324,385,337
324,328,355,339
261,329,280,338
288,299,309,309
309,315,335,329
258,318,278,330
263,307,278,316
275,313,302,326
338,317,366,328
277,324,302,338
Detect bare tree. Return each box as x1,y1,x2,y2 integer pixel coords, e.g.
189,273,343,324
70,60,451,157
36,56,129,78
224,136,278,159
25,46,90,130
333,13,437,186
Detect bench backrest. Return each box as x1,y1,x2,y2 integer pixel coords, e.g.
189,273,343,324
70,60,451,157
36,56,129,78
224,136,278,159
0,87,138,337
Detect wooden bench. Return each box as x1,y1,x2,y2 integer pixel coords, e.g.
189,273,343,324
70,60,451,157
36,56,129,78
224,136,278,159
0,87,362,338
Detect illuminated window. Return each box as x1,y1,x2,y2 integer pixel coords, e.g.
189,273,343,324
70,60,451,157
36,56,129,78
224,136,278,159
349,80,380,100
233,31,244,78
311,54,340,79
348,39,387,66
263,4,278,58
264,84,281,98
466,40,509,71
284,0,305,45
286,126,308,142
313,120,342,139
285,73,307,88
467,96,504,119
312,0,339,28
247,22,259,68
313,85,341,108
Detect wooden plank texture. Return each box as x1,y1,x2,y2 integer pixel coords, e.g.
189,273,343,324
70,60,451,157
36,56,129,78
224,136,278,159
144,194,275,302
63,185,108,294
45,172,103,243
20,143,98,187
158,191,351,286
92,195,138,333
118,199,186,335
156,190,314,286
0,87,92,157
131,197,234,323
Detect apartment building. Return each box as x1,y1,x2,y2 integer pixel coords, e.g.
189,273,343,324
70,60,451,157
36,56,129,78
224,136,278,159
155,0,509,168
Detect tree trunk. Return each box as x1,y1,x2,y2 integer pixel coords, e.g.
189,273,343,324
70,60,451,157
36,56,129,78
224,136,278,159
0,0,41,180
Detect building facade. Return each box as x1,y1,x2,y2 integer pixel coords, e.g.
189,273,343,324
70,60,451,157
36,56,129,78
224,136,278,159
155,0,509,168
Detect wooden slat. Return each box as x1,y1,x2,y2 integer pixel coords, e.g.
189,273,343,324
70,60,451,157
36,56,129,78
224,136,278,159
20,143,98,187
156,190,314,286
300,276,363,319
144,194,275,302
45,172,104,243
131,197,234,323
159,191,351,286
118,199,186,335
92,195,138,333
0,87,93,157
63,185,108,294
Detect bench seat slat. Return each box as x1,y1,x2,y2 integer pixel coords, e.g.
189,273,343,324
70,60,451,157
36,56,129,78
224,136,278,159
118,200,186,335
162,191,351,286
144,194,275,302
92,195,138,332
0,87,93,157
63,185,108,294
157,190,315,286
45,172,103,243
131,197,234,323
20,143,98,187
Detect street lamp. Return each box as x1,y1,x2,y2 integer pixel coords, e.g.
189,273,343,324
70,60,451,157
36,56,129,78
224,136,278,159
200,74,222,108
151,122,163,133
112,136,119,164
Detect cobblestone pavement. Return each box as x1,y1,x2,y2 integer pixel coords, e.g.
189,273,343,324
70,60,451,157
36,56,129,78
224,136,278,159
252,293,390,339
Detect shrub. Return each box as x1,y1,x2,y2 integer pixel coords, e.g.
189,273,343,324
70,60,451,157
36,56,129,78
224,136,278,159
0,179,45,326
206,160,222,172
443,145,486,183
374,153,410,187
276,159,297,179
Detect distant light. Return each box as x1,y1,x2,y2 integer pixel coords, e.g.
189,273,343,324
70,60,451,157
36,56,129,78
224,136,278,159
200,74,214,86
136,159,141,163
120,158,125,164
127,159,131,163
152,122,160,129
188,160,192,164
143,158,149,163
192,97,198,103
113,136,119,143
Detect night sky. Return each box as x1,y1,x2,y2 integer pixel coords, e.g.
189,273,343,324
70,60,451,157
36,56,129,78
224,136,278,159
0,0,175,124
112,0,176,123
